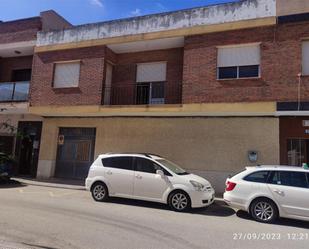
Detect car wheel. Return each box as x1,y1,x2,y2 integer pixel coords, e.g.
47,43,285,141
250,198,278,223
168,190,191,212
91,182,108,202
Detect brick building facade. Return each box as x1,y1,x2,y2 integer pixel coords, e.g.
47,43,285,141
3,0,309,192
0,11,72,177
183,22,309,103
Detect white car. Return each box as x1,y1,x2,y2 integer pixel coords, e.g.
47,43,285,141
224,165,309,223
86,153,215,211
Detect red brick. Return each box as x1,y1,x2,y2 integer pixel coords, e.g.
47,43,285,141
183,21,309,103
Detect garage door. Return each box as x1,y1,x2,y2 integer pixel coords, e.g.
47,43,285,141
55,128,96,180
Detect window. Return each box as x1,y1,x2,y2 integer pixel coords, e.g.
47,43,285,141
11,69,31,82
136,82,165,105
218,67,237,79
102,157,133,171
287,139,306,166
269,171,309,188
134,157,171,175
0,136,14,155
243,171,270,183
217,44,260,79
156,159,188,175
136,62,166,104
239,65,260,78
53,61,80,88
302,41,309,75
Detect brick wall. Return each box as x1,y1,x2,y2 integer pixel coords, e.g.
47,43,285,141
111,48,183,105
31,19,309,106
183,21,309,103
30,46,106,106
31,46,183,106
0,56,33,82
0,17,41,44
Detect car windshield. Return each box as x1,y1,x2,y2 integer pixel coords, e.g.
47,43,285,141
157,159,189,175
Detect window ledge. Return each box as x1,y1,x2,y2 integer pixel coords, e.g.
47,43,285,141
217,77,261,81
52,87,81,93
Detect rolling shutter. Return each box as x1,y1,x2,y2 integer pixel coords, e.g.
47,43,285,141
53,62,80,88
217,44,260,67
136,62,167,82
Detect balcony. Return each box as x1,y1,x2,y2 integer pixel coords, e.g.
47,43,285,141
103,82,182,106
0,81,30,102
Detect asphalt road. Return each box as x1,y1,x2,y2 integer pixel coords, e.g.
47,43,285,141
0,181,309,249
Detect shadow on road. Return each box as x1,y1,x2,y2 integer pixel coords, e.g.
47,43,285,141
106,197,235,217
0,179,27,189
236,210,309,229
192,200,235,217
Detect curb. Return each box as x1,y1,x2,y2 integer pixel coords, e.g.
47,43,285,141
11,178,86,191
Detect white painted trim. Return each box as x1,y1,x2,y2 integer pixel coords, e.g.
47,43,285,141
37,0,276,47
0,40,36,49
275,111,309,116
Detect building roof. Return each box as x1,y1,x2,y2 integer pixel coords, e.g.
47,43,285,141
36,0,276,50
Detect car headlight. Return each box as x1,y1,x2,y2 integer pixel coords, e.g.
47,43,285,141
190,180,204,191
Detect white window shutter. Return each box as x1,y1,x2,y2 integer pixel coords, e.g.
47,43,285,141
54,62,80,88
217,44,260,67
136,62,167,82
302,41,309,75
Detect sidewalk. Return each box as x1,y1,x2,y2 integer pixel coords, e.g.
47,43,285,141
11,177,85,190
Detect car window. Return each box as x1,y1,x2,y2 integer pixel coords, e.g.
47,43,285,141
156,159,188,175
268,171,280,185
269,171,309,188
134,157,171,175
102,157,133,171
243,171,270,183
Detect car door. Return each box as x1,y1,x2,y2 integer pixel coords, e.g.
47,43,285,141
267,170,309,217
133,157,171,201
102,156,134,197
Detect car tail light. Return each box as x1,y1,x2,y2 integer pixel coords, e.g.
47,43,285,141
226,181,237,191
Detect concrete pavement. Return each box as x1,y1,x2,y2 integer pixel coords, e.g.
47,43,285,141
0,181,309,249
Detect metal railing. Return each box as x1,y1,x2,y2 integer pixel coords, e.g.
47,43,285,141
0,81,30,102
102,82,182,106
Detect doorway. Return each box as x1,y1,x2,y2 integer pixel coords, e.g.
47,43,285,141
55,128,96,180
15,121,42,177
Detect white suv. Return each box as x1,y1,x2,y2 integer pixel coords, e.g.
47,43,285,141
86,153,215,211
224,165,309,223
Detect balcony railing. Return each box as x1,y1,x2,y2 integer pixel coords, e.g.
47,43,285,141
0,81,30,102
103,82,182,106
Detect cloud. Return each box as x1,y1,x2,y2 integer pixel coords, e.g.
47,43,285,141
130,8,142,16
156,2,167,12
90,0,104,8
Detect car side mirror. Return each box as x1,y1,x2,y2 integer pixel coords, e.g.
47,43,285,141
156,169,164,177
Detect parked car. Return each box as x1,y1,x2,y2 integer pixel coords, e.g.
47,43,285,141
224,165,309,223
86,153,215,211
0,152,14,182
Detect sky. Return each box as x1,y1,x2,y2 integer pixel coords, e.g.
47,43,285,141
0,0,237,25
